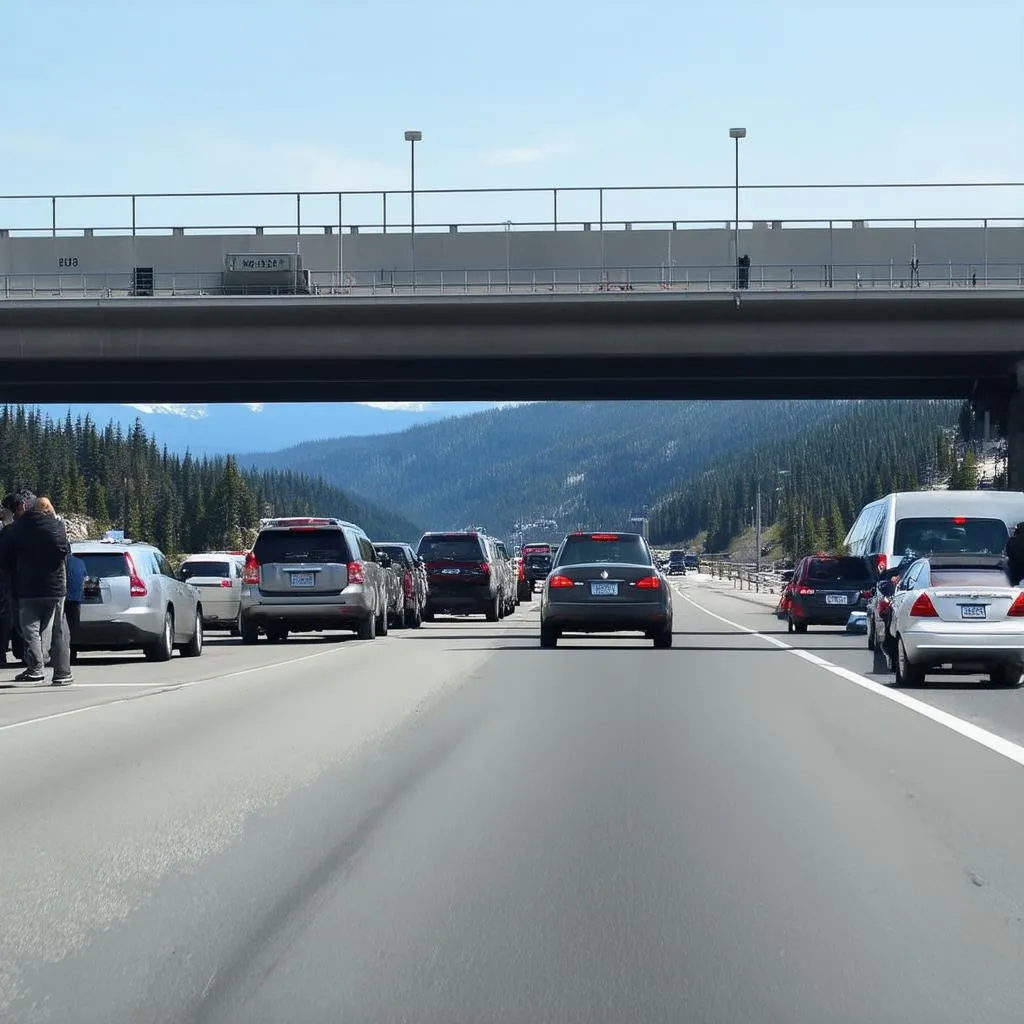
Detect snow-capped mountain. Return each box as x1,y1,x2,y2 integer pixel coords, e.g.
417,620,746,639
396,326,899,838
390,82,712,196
31,402,514,455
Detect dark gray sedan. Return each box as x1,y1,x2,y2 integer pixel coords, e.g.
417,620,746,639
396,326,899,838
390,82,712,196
539,531,673,648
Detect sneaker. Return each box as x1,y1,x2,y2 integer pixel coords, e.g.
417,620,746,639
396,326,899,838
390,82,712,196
14,670,45,683
51,675,74,686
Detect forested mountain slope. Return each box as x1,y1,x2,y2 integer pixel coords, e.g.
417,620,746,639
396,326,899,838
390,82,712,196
648,400,961,553
244,400,889,534
1,406,421,554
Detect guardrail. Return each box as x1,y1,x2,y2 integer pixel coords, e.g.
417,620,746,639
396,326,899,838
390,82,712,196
0,180,1022,237
2,262,1022,300
701,560,787,596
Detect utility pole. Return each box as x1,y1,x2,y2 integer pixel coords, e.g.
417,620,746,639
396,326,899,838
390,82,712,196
755,481,762,573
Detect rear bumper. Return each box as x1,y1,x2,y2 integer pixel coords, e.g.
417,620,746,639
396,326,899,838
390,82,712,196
74,619,161,649
426,584,493,614
789,600,866,626
542,601,670,633
241,590,373,631
903,629,1024,666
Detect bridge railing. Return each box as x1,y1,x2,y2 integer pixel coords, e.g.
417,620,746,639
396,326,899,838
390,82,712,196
701,560,787,596
2,261,1023,299
0,180,1022,237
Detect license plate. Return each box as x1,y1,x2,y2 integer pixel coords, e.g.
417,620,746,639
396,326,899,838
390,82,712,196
590,582,618,596
442,568,460,575
290,572,315,588
961,604,987,619
825,594,848,605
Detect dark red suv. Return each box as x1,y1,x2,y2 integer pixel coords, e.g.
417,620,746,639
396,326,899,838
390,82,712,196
784,554,876,633
417,531,504,622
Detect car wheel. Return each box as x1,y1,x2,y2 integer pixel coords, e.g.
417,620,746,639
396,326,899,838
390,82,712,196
357,611,377,641
409,605,423,628
231,610,242,637
240,618,259,645
395,603,407,629
894,636,925,687
866,616,876,652
540,625,558,648
376,604,389,636
143,609,174,662
266,628,289,643
652,625,673,649
181,610,204,658
991,665,1024,688
486,598,500,622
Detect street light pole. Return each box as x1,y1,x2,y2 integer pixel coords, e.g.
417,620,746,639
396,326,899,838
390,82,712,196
404,130,422,287
729,127,746,288
755,481,762,574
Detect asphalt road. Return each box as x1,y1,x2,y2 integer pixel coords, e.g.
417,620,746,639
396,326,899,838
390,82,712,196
3,586,1024,1023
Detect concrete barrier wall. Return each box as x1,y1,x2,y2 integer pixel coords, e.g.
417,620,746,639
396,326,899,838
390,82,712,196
0,225,1021,285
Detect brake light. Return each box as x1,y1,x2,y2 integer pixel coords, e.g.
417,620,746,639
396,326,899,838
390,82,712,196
549,575,574,588
403,569,414,597
635,576,661,589
797,587,815,596
479,562,491,574
220,579,232,588
861,589,874,599
874,554,888,574
518,561,525,581
243,553,260,585
124,552,148,598
347,561,365,585
591,534,619,541
1008,593,1024,616
951,517,967,525
909,593,938,617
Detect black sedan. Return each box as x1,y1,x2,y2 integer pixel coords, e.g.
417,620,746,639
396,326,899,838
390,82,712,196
539,531,673,648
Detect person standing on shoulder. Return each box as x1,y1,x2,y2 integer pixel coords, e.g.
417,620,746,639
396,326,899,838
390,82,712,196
0,498,16,666
59,539,86,667
0,493,72,685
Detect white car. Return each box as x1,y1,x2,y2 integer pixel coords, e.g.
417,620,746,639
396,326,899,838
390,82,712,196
179,553,246,634
888,554,1024,688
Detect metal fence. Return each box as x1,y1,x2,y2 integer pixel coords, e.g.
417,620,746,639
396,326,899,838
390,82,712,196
0,180,1022,237
700,560,787,596
2,261,1023,300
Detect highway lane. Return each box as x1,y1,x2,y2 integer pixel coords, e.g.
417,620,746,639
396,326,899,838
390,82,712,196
3,593,1024,1022
678,575,1024,748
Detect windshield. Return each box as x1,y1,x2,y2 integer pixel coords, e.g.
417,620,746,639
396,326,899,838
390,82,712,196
418,535,485,560
805,556,874,583
556,534,651,566
894,517,1009,557
181,561,232,579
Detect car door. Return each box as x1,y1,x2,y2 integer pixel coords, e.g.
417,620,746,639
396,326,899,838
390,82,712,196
158,550,195,639
890,559,927,637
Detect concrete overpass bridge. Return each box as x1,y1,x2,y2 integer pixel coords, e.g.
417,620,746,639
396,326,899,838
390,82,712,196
1,180,1023,477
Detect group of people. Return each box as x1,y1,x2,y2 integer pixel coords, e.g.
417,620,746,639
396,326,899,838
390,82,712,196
0,490,86,686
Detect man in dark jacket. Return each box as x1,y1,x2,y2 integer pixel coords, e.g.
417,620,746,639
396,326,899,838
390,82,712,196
0,491,71,684
1006,523,1024,586
0,499,16,666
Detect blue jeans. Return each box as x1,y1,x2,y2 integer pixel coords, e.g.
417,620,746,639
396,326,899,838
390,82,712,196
18,598,69,678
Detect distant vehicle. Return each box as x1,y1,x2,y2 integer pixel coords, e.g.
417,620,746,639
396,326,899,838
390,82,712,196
72,540,204,662
417,531,505,621
374,542,428,628
240,517,388,643
784,554,875,633
179,553,246,634
522,543,554,590
667,551,687,576
513,556,532,602
539,531,673,648
684,553,701,571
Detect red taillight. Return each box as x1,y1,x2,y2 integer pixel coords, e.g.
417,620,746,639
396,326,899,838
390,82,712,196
219,579,232,588
909,592,938,617
479,562,491,575
347,561,365,585
243,553,260,584
1008,593,1024,617
874,554,888,574
797,587,815,596
635,576,661,589
518,561,525,581
549,575,574,588
402,569,414,597
591,534,619,541
861,589,874,599
125,552,148,598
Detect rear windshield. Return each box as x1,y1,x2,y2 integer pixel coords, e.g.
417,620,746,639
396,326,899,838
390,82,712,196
526,552,551,563
557,535,651,566
78,553,128,579
930,568,1010,588
254,528,350,564
375,545,410,566
181,561,232,579
894,517,1008,557
804,557,874,583
418,535,486,560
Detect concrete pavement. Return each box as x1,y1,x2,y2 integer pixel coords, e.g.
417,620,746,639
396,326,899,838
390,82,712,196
3,589,1024,1022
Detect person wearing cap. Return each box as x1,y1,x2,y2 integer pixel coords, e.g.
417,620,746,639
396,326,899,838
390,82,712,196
1006,523,1024,587
0,491,71,684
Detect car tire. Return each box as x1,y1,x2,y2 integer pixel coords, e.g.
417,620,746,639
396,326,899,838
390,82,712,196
266,628,289,643
357,611,377,641
991,665,1024,688
395,603,407,629
540,625,558,648
409,605,423,628
652,625,673,649
143,609,174,662
376,604,389,636
231,610,242,637
866,616,876,652
181,610,204,658
240,618,259,645
486,598,500,622
894,636,925,687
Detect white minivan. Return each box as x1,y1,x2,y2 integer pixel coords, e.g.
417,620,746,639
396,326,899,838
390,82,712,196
844,490,1024,575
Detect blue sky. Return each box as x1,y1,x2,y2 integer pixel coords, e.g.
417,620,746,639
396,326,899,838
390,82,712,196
2,0,1021,233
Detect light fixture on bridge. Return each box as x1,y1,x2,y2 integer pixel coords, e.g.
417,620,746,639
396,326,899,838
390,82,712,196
404,131,423,287
728,128,747,288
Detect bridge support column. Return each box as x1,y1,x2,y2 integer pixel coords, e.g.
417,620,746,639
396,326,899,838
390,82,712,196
1008,372,1024,492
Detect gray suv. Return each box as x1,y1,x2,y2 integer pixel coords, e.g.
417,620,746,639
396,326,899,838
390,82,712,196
239,517,388,643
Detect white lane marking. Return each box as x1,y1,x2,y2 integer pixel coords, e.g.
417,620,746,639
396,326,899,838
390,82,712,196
0,644,351,733
678,591,1024,771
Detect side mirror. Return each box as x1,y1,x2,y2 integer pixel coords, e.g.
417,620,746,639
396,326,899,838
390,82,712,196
878,580,895,597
